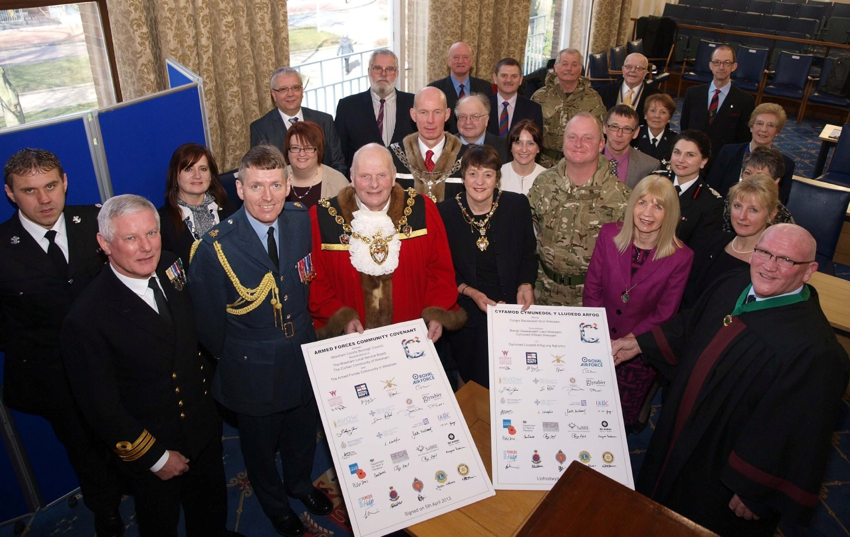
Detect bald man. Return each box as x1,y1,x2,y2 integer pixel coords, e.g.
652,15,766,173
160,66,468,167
613,224,849,537
597,53,660,124
428,41,493,133
391,86,463,202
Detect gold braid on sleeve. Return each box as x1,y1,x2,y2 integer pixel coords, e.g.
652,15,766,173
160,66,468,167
189,239,202,265
212,241,285,329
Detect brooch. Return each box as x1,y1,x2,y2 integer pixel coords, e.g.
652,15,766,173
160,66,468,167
72,216,81,224
10,236,20,245
209,229,219,238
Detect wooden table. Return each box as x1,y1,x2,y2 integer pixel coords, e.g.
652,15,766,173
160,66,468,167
407,382,714,536
405,381,547,536
517,461,716,536
809,271,850,333
814,124,842,178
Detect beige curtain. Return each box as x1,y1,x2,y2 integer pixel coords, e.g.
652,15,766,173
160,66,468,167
425,0,532,86
588,0,633,54
105,0,289,171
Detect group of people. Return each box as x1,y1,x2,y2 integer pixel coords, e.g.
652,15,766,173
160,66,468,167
0,38,847,537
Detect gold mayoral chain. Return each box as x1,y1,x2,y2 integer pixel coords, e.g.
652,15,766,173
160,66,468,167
319,188,417,265
456,190,501,251
212,241,286,329
390,143,462,202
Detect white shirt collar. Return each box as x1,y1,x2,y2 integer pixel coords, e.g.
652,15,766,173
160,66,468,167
674,175,699,194
279,108,304,126
417,135,446,164
750,285,804,301
355,195,392,214
496,92,518,107
18,210,67,251
109,263,157,296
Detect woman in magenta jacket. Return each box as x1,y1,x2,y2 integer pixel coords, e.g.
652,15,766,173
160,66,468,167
583,174,694,432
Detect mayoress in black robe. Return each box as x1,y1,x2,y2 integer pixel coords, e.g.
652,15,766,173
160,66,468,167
613,228,848,536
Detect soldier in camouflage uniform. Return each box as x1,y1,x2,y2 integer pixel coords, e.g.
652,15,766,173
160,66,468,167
528,112,630,306
532,49,607,168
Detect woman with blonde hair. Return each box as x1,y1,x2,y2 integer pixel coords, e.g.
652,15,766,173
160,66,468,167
584,174,694,432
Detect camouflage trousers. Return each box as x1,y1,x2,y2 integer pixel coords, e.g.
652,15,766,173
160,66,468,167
533,266,584,307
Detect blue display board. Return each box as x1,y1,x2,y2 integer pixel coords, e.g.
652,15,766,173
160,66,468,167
98,85,207,207
0,116,103,222
167,61,196,88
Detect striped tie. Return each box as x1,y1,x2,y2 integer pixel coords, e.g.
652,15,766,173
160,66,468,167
708,89,721,125
499,101,509,136
377,98,385,138
458,84,465,98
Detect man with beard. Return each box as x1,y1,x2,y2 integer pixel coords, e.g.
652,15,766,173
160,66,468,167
335,49,416,174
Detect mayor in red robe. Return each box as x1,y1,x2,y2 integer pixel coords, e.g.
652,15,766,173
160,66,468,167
308,143,466,341
612,224,849,536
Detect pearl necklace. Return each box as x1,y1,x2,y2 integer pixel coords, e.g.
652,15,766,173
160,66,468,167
730,236,753,254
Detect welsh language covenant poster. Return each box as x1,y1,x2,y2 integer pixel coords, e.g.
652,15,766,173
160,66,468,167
488,305,634,490
302,319,496,537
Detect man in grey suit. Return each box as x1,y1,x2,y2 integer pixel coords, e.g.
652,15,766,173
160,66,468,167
455,93,510,164
250,67,346,175
602,105,659,189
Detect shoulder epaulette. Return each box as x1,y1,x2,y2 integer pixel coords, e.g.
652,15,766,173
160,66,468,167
189,239,202,264
286,201,308,211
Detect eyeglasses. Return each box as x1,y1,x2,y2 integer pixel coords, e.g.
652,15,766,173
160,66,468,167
371,65,397,75
457,114,487,122
606,124,636,135
289,146,317,154
752,120,778,129
710,60,735,67
272,85,303,94
622,64,648,72
751,247,814,268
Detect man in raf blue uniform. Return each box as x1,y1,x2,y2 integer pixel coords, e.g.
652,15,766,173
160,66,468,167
189,144,331,537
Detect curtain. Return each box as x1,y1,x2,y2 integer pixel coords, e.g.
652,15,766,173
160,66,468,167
425,0,532,85
588,0,633,54
105,0,289,171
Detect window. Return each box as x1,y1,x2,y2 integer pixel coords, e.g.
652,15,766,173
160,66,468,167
0,1,119,129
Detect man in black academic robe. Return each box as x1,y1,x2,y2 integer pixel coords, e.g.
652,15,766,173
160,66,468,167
613,224,849,536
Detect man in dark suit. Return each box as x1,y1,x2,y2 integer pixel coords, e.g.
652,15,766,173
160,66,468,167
1,149,124,536
428,41,493,133
60,194,233,536
455,94,510,164
334,49,416,174
680,45,755,156
190,145,330,537
250,67,346,175
597,53,660,124
487,57,543,137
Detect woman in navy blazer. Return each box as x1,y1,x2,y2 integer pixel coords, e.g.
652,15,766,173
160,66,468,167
583,175,693,431
438,145,537,388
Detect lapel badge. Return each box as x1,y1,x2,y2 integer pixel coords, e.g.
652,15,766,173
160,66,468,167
294,202,303,208
166,258,187,291
10,236,20,245
228,219,234,225
72,216,81,224
209,229,220,238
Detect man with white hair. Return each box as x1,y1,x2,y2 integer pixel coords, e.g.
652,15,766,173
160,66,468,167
335,49,416,174
61,194,234,536
251,66,346,174
597,52,660,124
308,143,465,342
454,93,510,164
613,224,849,537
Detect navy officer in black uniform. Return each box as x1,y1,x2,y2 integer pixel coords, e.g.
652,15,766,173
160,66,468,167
189,144,331,537
1,148,124,536
61,194,234,536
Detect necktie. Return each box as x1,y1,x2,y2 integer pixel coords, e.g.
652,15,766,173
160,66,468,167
425,150,435,172
651,137,658,147
267,227,279,268
609,158,619,178
745,293,757,304
289,117,299,126
44,230,68,274
499,102,509,136
625,88,634,107
458,84,465,98
708,89,721,125
675,184,682,194
148,277,174,326
377,98,385,137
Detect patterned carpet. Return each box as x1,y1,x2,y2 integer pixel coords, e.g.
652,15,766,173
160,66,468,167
2,99,849,537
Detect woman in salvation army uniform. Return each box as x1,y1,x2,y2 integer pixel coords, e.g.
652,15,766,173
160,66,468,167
437,145,538,388
159,143,238,266
583,175,693,433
